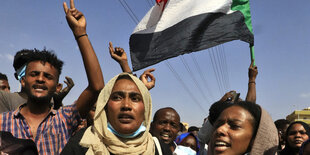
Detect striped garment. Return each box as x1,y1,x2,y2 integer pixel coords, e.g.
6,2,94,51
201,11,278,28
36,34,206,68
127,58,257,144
0,104,81,155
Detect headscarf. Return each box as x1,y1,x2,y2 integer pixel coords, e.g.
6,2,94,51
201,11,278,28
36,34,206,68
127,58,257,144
249,108,279,155
175,132,200,154
280,121,310,155
80,73,155,155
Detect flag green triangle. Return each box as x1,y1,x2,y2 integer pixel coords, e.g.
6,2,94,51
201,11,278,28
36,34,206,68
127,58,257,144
231,0,253,34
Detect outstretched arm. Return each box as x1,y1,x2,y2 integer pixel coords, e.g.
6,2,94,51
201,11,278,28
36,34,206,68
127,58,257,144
139,68,156,90
108,42,132,73
63,0,104,118
245,61,257,103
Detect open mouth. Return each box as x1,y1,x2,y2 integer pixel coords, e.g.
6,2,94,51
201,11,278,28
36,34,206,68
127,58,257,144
294,139,304,144
32,85,48,92
160,133,171,141
214,140,231,152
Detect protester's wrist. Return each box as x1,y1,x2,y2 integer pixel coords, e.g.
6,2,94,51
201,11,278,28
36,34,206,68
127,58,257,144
249,77,256,82
248,81,256,84
75,33,88,40
73,29,87,39
119,60,128,65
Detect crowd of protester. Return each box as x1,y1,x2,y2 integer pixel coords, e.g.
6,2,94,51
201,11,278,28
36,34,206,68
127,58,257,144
0,0,309,155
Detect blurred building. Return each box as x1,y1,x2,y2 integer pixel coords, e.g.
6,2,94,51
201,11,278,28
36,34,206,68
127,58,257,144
286,107,310,125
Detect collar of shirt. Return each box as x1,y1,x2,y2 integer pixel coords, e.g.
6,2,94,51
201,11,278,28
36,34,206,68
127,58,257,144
13,103,56,118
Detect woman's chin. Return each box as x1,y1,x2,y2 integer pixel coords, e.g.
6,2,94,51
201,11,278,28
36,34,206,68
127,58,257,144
116,126,139,135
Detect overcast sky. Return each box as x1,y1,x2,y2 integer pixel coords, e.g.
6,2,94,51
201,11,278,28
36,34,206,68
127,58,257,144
0,0,309,126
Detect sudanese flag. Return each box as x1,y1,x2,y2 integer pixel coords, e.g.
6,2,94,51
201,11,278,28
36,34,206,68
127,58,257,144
130,0,254,71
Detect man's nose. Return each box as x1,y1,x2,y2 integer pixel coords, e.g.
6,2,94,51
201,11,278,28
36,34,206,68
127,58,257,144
36,73,45,83
163,123,172,131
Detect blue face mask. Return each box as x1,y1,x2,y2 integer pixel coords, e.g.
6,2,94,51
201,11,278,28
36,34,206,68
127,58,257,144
107,122,146,139
16,65,26,81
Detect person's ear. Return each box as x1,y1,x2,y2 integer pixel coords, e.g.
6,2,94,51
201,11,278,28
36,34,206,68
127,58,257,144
56,83,63,93
21,76,26,88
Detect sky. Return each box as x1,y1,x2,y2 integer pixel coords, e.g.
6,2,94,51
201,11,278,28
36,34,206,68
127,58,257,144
0,0,309,127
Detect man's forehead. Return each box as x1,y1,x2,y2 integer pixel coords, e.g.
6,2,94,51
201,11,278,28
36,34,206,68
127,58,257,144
26,61,59,79
27,61,56,72
156,109,180,122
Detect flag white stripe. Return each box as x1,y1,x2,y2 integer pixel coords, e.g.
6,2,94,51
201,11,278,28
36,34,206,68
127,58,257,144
133,0,234,34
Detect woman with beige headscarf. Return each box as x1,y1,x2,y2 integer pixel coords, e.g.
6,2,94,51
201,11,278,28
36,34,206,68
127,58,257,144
61,73,172,155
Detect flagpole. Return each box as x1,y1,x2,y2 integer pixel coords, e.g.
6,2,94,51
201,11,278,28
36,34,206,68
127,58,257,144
250,45,255,66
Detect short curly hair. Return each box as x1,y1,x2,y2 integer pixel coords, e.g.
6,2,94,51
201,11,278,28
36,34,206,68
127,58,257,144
25,48,64,76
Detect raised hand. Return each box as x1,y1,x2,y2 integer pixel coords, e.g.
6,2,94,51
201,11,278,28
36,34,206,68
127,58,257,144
53,76,75,110
139,68,156,90
109,42,132,73
62,0,104,118
248,61,258,83
219,90,237,102
63,0,86,36
246,61,257,103
109,42,128,63
60,76,75,94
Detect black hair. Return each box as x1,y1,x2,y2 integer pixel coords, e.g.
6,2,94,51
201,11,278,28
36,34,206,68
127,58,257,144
274,119,290,129
209,100,232,125
0,73,8,81
13,49,34,71
26,48,63,76
179,122,186,132
188,126,199,132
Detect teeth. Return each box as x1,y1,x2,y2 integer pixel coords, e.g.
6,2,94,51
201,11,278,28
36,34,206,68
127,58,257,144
215,142,227,146
162,134,169,137
34,88,44,92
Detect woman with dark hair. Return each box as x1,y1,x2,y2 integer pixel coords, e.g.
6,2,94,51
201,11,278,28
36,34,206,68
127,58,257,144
280,121,310,155
209,101,278,155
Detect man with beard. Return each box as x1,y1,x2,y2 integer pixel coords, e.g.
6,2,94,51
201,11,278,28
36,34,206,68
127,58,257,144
150,107,181,152
0,49,75,114
0,0,104,153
